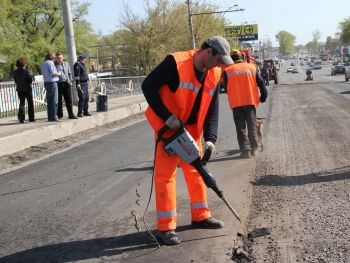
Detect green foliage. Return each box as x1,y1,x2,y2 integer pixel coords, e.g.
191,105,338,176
275,31,296,56
0,0,98,79
339,17,350,44
119,0,228,75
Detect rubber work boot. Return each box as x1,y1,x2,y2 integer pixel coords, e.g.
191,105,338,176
158,230,181,245
251,149,258,157
191,217,224,229
240,150,251,158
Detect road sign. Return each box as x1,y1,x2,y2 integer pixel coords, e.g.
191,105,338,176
224,24,258,41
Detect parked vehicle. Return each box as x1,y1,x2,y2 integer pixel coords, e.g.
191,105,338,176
345,66,350,81
331,64,345,75
263,59,279,84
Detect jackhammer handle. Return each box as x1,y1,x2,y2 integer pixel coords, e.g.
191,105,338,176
157,125,170,142
201,148,212,166
157,123,184,142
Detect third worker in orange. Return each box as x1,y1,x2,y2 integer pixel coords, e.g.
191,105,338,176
223,50,268,158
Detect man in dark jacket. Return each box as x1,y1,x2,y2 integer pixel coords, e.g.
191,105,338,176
13,57,35,123
74,53,91,117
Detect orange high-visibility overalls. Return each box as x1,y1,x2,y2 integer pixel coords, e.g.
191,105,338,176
225,62,260,109
145,50,221,231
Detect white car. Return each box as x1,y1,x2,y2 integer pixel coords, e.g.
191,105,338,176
287,67,293,73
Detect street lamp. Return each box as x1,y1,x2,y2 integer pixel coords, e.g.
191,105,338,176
186,0,245,49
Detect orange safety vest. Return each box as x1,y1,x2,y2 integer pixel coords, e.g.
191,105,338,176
145,50,221,138
225,62,260,109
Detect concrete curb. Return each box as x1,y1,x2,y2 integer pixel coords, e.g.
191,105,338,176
0,101,148,157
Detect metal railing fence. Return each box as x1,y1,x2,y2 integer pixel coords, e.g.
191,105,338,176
0,76,146,119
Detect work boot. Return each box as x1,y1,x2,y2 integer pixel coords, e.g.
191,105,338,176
251,149,258,157
191,217,224,229
158,230,181,245
240,150,251,158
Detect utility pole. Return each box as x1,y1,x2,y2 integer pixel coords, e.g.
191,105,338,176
61,0,78,104
186,1,245,49
186,0,196,49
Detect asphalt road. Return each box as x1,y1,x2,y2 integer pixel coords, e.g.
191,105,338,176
0,87,260,262
1,60,349,263
237,60,350,263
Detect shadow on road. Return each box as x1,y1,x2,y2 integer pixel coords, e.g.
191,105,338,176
252,166,350,186
207,150,241,163
0,224,231,263
340,90,350,95
0,231,159,263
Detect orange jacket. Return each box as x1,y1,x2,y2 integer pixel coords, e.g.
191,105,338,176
225,62,260,109
145,50,221,138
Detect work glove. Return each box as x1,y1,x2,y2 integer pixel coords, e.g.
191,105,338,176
204,141,216,152
165,115,181,129
202,141,215,166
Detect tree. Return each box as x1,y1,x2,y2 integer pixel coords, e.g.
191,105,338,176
325,36,339,55
339,17,350,44
118,0,227,75
0,0,98,78
261,38,273,59
310,30,321,56
275,31,296,56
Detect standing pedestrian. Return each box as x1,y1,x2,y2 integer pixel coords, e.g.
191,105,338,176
55,52,77,119
142,36,233,245
41,51,61,122
223,50,268,158
74,53,91,117
13,57,35,123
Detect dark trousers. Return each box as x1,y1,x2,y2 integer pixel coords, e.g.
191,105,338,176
57,82,74,118
17,90,34,121
77,82,89,114
232,105,258,151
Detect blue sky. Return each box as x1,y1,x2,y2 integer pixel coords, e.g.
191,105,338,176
81,0,350,46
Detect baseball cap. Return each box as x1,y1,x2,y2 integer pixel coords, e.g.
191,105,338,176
206,36,233,65
79,53,88,58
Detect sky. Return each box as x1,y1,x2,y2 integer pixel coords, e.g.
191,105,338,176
81,0,350,46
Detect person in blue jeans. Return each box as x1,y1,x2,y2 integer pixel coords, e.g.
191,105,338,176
41,51,61,121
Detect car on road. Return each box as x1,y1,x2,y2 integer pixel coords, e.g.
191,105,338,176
313,59,322,69
291,68,299,74
345,65,350,81
287,67,293,73
331,64,345,75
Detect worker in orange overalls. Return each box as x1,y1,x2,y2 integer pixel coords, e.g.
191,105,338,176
223,50,268,158
142,36,233,245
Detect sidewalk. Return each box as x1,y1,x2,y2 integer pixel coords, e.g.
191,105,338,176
0,94,148,157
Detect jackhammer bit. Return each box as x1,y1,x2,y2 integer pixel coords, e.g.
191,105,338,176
158,125,241,222
192,159,241,222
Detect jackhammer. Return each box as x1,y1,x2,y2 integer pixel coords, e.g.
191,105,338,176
158,125,241,222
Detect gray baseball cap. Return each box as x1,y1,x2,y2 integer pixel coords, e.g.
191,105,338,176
206,36,233,65
79,53,88,58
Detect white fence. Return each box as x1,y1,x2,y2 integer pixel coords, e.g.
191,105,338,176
0,76,146,118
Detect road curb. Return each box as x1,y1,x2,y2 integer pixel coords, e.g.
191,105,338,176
0,102,148,157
